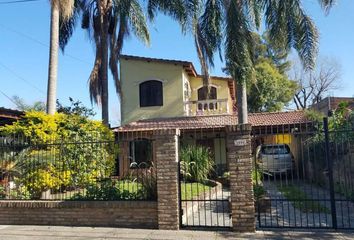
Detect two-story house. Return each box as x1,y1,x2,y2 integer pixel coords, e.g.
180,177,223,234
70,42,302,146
114,55,309,176
120,55,236,125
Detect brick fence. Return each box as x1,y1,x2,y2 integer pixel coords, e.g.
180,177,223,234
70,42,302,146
0,201,157,228
0,126,256,232
226,124,256,232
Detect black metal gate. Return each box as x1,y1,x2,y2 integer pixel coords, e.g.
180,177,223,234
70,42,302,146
254,117,354,229
178,128,231,229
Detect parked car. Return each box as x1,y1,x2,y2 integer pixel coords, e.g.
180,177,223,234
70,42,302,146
256,144,294,174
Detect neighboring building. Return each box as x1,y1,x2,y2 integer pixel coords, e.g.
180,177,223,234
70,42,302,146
120,55,236,125
311,97,354,115
0,107,23,126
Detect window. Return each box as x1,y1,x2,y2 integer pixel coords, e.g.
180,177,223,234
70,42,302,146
139,80,163,107
197,86,217,110
129,139,153,168
198,86,217,101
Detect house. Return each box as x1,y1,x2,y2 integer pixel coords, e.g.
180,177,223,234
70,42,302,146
120,55,236,125
311,97,354,116
0,107,23,126
115,55,311,176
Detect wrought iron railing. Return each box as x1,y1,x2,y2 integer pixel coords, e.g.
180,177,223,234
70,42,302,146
0,135,156,201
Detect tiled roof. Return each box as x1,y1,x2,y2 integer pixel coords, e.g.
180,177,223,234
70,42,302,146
120,55,198,77
120,55,234,81
0,107,23,119
114,111,309,132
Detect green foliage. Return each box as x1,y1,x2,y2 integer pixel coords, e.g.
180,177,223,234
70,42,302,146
248,60,298,112
0,111,115,199
253,185,266,200
0,111,112,144
57,97,96,118
278,184,330,213
180,145,214,183
71,180,144,201
305,109,325,123
11,96,46,112
71,178,156,201
252,169,265,199
0,185,5,199
180,182,212,200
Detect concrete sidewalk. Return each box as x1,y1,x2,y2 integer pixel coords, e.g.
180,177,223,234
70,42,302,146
0,225,352,240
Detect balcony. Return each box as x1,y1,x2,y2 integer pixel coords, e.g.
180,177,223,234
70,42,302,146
184,99,230,116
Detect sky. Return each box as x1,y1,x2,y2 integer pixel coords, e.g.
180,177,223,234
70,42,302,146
0,0,354,127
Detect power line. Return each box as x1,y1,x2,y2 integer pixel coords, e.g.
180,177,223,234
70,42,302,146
0,24,91,65
0,61,46,95
0,89,18,106
0,0,42,5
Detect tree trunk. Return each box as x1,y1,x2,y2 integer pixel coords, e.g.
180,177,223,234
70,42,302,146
99,0,109,126
46,0,60,115
236,81,248,124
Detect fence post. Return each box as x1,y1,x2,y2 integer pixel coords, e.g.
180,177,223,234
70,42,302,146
324,117,337,229
154,129,180,230
226,124,255,232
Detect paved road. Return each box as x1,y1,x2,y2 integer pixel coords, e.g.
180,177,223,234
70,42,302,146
0,225,353,240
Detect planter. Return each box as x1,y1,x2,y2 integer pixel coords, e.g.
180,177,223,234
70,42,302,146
255,196,271,213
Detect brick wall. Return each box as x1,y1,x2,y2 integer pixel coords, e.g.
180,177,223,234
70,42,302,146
154,129,180,230
226,124,256,232
0,201,157,229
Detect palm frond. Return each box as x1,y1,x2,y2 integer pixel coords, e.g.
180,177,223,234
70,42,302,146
318,0,336,14
59,0,81,51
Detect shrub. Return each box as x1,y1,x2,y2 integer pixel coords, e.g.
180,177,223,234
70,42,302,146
180,145,214,182
0,111,116,199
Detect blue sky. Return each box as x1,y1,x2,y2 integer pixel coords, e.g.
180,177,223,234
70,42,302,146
0,0,353,126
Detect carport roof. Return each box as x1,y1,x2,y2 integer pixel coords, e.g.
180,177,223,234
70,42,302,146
114,111,310,132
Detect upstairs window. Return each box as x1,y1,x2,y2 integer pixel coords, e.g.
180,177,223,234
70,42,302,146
197,86,217,110
139,80,163,107
198,86,217,100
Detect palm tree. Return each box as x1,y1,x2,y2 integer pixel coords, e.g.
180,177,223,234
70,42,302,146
46,0,75,115
60,0,189,125
188,0,336,124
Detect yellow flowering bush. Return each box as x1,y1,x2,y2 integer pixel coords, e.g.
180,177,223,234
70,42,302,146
0,111,116,199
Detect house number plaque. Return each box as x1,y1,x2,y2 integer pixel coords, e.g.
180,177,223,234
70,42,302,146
234,139,247,146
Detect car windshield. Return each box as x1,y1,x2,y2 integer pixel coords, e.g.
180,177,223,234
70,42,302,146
261,145,290,155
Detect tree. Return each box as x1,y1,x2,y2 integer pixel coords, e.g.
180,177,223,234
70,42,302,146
46,0,75,115
248,59,298,112
291,57,341,110
11,96,46,112
62,0,181,126
187,1,336,124
57,97,96,118
59,0,191,126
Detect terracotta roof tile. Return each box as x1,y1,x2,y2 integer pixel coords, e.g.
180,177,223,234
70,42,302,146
0,107,23,119
114,111,309,132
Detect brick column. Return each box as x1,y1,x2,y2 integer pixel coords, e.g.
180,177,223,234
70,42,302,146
226,124,255,232
154,129,180,230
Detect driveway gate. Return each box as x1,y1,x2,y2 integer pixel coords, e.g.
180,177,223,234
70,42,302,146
253,118,354,229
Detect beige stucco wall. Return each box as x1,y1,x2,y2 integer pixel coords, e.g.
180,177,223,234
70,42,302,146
120,58,185,125
188,77,233,115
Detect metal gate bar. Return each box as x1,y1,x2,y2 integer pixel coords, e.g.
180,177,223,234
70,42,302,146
254,118,354,230
178,128,231,229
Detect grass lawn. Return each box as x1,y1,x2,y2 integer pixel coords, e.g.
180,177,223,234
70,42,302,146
180,182,212,200
115,180,143,193
277,184,330,214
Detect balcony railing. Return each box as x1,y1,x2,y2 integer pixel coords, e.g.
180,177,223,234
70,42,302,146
184,99,230,116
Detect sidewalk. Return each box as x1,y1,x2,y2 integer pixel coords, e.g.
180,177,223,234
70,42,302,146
0,226,353,240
